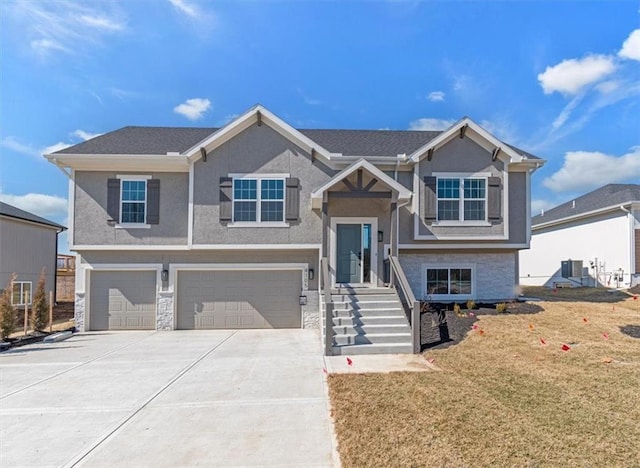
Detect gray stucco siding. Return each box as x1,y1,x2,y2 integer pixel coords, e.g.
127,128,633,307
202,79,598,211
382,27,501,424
0,218,57,301
507,171,527,244
416,137,505,238
192,123,334,245
74,171,188,245
399,250,518,302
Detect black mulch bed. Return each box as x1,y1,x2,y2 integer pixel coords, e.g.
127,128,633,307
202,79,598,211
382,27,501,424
0,327,76,352
420,301,543,351
620,325,640,339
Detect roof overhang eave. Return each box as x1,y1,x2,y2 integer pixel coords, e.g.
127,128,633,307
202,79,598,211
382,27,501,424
310,158,412,209
45,153,190,171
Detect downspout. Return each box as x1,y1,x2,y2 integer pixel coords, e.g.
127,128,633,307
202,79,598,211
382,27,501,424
620,204,634,278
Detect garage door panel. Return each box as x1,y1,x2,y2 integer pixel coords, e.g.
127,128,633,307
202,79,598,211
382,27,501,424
177,270,301,330
90,271,156,331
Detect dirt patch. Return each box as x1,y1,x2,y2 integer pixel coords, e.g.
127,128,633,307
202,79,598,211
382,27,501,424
421,301,544,350
620,325,640,339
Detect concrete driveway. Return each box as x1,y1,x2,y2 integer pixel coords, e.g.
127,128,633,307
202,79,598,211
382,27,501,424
0,330,339,467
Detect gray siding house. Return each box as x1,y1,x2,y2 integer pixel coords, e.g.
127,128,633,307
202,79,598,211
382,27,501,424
46,105,544,355
0,202,66,306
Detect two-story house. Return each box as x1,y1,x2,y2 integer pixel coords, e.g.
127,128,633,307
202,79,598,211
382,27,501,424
45,105,543,355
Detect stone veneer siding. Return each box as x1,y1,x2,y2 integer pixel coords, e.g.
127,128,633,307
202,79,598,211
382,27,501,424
302,291,320,329
74,293,85,332
399,252,516,302
156,291,174,330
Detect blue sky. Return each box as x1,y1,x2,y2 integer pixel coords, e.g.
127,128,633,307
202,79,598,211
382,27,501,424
1,0,639,252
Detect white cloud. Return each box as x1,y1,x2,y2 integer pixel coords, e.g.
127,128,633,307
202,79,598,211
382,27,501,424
0,137,38,157
0,193,67,220
595,80,620,94
2,129,101,158
551,94,584,130
427,91,445,102
72,130,102,141
7,1,126,57
78,14,124,31
408,118,455,131
538,54,616,95
30,38,69,55
169,0,199,18
479,119,520,144
43,142,72,154
619,29,640,61
531,199,556,216
174,98,211,120
543,147,640,193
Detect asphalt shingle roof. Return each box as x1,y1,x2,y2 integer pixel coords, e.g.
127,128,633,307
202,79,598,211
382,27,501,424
53,125,541,159
532,184,640,226
55,126,216,155
0,202,66,230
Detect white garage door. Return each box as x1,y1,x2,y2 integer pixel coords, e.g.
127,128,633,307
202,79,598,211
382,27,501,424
89,271,157,330
176,270,301,329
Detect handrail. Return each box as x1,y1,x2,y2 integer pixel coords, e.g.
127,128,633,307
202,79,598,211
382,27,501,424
389,255,421,353
320,257,333,355
389,255,416,305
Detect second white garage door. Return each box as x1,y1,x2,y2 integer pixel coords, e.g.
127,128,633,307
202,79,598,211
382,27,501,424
176,270,302,329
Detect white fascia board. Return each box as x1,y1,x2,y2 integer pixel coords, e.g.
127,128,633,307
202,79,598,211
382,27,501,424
408,118,523,164
45,154,189,172
532,202,637,231
71,244,190,251
190,244,321,250
398,243,527,250
185,104,333,164
310,158,411,208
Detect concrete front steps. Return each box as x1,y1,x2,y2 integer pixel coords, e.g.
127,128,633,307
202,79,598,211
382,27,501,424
323,287,412,355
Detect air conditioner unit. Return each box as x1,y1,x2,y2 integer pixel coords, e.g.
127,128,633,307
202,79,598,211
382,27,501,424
561,260,583,278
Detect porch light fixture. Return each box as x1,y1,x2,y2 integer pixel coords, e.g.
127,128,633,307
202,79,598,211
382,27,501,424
161,269,169,282
299,295,307,306
308,268,314,281
378,230,384,242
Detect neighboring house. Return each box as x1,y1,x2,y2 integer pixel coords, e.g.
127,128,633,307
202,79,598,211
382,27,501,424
520,184,640,289
45,105,543,354
0,202,66,307
56,254,76,302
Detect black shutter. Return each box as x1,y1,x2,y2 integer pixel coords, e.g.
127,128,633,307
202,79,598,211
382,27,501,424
219,177,233,222
423,176,437,221
488,176,501,220
107,178,120,222
147,179,160,224
285,177,300,221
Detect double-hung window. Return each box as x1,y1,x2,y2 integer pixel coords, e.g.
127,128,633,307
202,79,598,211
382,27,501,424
121,179,147,224
425,266,473,298
437,177,486,222
233,177,284,223
12,281,32,305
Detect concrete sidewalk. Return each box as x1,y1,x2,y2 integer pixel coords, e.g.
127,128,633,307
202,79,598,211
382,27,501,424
0,330,339,467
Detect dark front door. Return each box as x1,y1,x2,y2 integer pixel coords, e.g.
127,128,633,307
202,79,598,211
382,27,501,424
336,224,362,283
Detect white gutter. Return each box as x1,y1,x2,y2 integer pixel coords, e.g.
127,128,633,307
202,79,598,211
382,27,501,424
533,202,636,230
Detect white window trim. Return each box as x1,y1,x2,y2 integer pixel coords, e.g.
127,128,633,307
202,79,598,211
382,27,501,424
422,263,475,300
228,173,290,227
433,172,490,225
12,281,33,305
116,174,152,228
